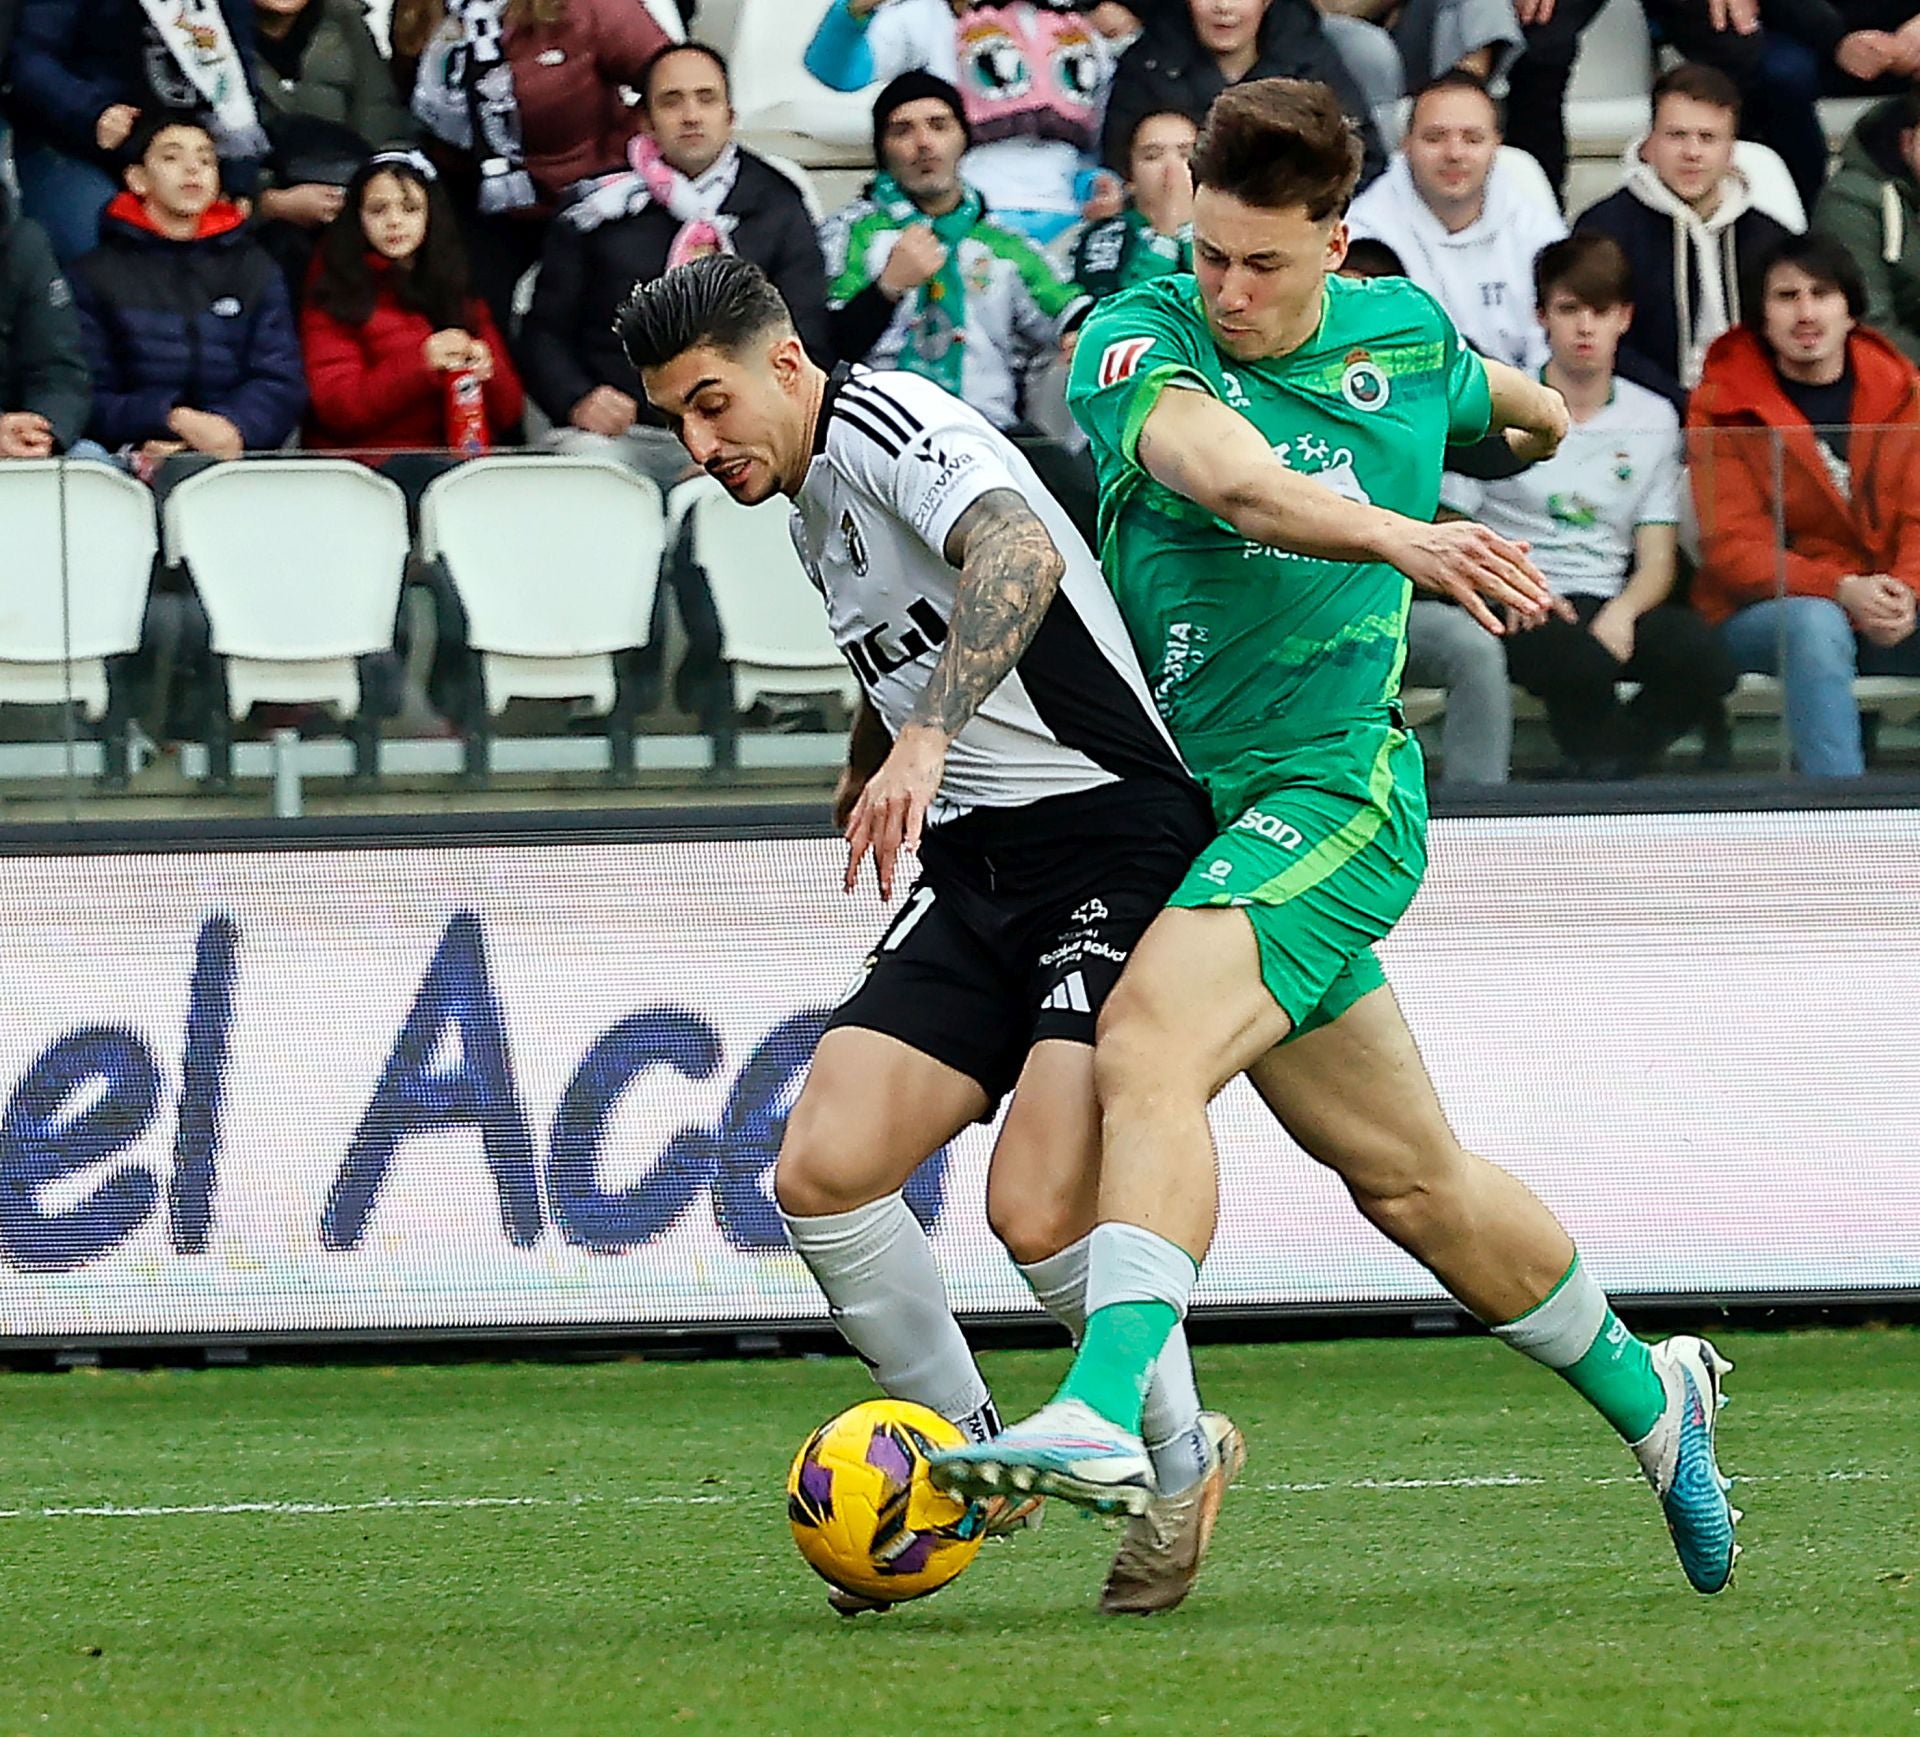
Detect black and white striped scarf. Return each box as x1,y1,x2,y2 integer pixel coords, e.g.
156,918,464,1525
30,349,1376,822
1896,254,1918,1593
412,0,537,213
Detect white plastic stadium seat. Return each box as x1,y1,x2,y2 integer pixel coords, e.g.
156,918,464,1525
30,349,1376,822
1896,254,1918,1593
0,460,154,719
1565,0,1656,165
1398,687,1446,728
668,475,860,711
419,456,665,716
1820,97,1877,150
1727,671,1920,725
163,459,409,719
728,0,872,162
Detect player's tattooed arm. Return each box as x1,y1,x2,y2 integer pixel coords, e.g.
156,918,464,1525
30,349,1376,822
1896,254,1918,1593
840,488,1063,898
906,487,1065,740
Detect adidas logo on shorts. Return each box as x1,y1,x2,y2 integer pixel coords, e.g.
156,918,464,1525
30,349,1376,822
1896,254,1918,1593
1040,971,1092,1014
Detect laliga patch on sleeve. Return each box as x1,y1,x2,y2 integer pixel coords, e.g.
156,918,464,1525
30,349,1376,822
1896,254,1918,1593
1098,336,1154,387
907,442,986,536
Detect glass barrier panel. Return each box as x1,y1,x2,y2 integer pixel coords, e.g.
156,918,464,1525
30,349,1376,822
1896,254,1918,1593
33,445,851,826
19,423,1920,830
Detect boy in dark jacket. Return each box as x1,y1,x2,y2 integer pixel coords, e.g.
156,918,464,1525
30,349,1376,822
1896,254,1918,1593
4,0,268,265
0,182,91,457
1574,63,1791,410
69,109,306,462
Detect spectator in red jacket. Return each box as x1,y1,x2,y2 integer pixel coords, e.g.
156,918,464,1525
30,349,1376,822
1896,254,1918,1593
303,147,524,729
388,0,670,329
1689,230,1920,776
302,148,523,458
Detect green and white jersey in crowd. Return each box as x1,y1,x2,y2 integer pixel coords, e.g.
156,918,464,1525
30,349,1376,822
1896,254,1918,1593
1070,207,1191,302
1066,270,1492,824
821,174,1085,431
1441,374,1678,601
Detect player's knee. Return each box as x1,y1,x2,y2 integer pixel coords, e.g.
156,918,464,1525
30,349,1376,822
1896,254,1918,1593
773,1105,875,1220
985,1169,1084,1267
1344,1138,1470,1249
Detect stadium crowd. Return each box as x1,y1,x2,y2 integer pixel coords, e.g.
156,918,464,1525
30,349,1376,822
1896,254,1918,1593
3,0,1920,777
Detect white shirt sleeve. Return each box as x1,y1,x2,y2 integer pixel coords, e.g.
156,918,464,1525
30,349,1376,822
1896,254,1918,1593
840,415,1025,562
1637,417,1683,526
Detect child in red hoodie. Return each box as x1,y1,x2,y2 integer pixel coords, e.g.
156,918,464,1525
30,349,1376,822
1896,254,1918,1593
302,149,523,460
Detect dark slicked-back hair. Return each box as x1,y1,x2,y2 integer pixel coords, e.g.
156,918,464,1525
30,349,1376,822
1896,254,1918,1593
1190,79,1363,223
616,254,795,374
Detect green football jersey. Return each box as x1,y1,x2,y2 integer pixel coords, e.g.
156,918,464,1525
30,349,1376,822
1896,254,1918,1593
1067,271,1492,823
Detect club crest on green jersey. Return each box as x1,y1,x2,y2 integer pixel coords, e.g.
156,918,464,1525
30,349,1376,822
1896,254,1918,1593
1340,352,1391,411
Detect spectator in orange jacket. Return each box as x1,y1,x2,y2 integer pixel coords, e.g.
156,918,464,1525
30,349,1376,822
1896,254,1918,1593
1688,230,1920,775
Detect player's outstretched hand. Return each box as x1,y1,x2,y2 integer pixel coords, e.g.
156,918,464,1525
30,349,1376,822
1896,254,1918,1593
1397,520,1553,636
843,726,948,899
832,764,870,833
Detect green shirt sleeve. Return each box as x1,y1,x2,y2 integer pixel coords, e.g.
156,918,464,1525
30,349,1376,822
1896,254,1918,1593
1436,303,1494,445
1066,282,1213,472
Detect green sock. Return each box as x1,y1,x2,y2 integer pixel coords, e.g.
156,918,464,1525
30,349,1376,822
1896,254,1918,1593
1492,1256,1666,1443
1561,1311,1666,1443
1053,1301,1180,1435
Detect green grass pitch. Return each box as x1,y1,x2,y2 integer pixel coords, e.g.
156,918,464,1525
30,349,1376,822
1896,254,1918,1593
4,1328,1914,1735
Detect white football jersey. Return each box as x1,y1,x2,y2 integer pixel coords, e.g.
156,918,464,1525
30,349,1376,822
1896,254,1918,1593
790,366,1188,823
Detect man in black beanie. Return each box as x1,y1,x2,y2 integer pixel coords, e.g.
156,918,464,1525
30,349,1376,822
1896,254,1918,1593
819,71,1087,437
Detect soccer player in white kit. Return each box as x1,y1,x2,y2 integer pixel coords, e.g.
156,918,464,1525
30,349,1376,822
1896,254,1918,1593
616,254,1244,1616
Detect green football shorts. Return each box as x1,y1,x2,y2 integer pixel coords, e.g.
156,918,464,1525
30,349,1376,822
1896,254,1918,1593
1166,736,1428,1039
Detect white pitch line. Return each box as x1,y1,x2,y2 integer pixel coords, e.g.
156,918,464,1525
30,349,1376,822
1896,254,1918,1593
1254,1468,1890,1494
0,1469,1886,1523
0,1493,733,1522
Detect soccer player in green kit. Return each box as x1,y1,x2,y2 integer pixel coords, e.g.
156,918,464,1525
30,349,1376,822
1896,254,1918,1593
933,79,1741,1598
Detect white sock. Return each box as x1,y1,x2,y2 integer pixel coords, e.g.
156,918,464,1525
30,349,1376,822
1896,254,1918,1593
1488,1256,1608,1369
1019,1232,1209,1493
1085,1220,1198,1315
782,1194,992,1431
